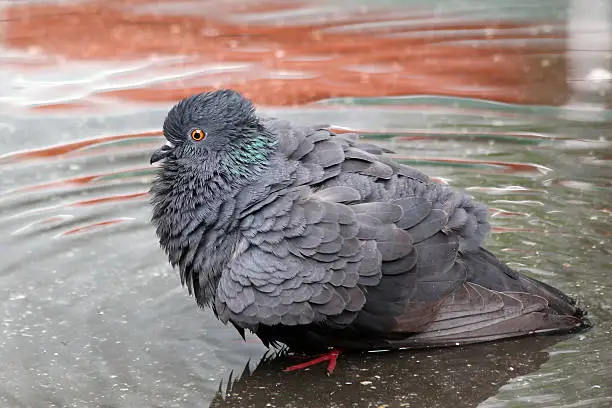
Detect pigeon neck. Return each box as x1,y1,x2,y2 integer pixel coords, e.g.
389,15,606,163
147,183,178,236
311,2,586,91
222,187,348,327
222,130,278,177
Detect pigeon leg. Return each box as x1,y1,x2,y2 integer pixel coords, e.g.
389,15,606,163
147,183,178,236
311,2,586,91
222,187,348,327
283,349,341,375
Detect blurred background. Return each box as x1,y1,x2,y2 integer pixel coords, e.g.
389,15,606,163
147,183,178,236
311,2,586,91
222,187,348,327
0,1,610,407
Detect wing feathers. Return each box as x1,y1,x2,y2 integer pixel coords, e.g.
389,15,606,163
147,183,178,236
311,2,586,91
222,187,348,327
389,282,583,346
209,123,577,348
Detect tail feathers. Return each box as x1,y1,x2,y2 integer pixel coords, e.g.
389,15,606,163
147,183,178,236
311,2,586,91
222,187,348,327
463,248,586,319
388,282,587,348
394,313,584,348
516,274,583,318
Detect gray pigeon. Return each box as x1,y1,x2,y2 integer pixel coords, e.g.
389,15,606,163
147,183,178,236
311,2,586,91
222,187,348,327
150,89,588,374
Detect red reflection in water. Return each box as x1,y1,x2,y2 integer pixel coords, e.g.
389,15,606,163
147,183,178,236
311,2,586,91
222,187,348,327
492,227,538,233
3,0,569,109
391,156,548,174
8,167,153,194
0,131,161,164
489,208,530,217
62,218,132,235
32,101,98,112
70,192,148,207
500,248,525,253
42,215,73,224
393,131,555,142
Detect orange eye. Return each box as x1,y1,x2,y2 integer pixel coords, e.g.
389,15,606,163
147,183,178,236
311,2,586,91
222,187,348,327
191,129,206,141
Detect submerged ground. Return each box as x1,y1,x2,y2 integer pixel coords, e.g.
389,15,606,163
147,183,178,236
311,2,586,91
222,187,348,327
0,1,610,407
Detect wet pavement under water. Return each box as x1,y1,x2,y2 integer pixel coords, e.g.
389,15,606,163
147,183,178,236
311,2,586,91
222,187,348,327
0,1,611,407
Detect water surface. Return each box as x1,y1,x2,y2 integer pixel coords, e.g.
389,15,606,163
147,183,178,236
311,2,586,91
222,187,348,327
1,1,611,407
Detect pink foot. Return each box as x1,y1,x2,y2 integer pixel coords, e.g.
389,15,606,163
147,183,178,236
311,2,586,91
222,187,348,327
283,349,342,375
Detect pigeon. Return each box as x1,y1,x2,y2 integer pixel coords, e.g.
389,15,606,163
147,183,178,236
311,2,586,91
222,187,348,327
150,89,589,374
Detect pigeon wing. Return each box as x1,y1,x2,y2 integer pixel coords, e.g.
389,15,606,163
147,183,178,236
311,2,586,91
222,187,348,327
214,185,406,328
216,122,492,335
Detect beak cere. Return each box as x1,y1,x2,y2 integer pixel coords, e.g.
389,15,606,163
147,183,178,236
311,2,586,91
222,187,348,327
150,141,175,164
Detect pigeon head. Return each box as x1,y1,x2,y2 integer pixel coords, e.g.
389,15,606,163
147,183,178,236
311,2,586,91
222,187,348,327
150,90,278,301
150,89,277,180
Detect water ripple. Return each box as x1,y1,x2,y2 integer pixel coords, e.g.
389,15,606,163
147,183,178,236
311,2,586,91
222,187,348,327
0,130,161,164
0,1,611,408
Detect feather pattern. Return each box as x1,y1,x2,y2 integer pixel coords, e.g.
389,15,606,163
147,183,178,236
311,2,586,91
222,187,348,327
150,90,588,355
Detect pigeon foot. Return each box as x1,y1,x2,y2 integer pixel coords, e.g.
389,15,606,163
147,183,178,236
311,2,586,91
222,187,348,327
283,349,341,375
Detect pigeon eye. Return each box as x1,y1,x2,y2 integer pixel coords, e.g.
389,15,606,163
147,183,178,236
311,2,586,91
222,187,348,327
191,129,206,141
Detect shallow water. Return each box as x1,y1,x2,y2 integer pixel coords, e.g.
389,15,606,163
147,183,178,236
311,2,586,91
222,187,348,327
1,1,611,407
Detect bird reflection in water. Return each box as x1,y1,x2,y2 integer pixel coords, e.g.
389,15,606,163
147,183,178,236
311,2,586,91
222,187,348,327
210,335,570,408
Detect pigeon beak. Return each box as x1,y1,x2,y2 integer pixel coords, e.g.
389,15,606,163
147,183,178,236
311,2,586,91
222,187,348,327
150,141,175,164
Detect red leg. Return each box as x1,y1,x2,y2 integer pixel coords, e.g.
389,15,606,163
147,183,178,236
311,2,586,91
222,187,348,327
283,349,342,375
